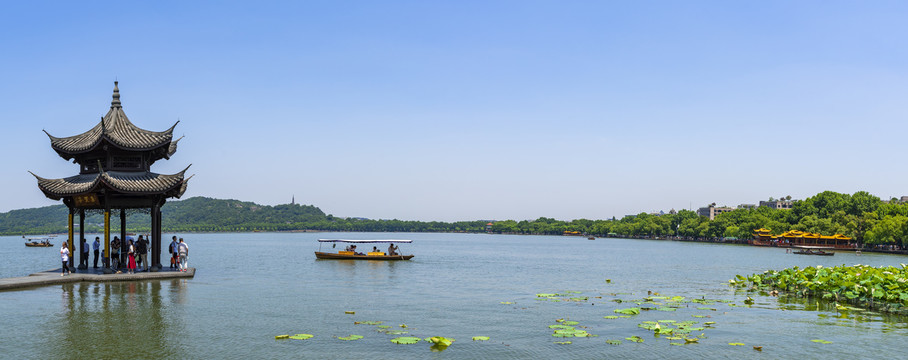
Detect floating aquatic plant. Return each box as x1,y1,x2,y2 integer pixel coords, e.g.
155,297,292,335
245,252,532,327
338,335,364,341
732,264,908,314
811,339,833,344
602,316,619,319
614,308,641,315
289,334,313,340
275,335,290,340
425,337,455,346
390,336,420,344
344,311,355,314
729,342,745,346
554,341,572,345
354,321,382,325
606,339,621,345
562,320,579,326
472,336,490,341
625,336,644,343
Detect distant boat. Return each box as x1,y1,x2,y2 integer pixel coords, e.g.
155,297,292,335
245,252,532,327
588,236,596,240
24,236,53,247
793,249,834,256
315,239,414,260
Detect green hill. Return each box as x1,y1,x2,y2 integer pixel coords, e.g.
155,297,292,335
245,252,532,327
0,197,327,235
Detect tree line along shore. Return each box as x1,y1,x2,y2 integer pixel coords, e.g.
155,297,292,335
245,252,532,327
2,191,907,251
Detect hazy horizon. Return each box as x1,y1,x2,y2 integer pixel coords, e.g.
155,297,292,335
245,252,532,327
3,1,907,222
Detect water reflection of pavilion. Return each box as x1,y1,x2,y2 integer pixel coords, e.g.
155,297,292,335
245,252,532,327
32,82,192,273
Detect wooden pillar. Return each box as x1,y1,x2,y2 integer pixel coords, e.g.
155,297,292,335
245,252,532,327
104,210,110,267
79,209,86,269
120,209,127,268
67,208,74,270
152,204,162,270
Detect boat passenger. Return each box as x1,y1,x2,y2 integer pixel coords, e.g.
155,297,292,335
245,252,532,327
388,243,398,256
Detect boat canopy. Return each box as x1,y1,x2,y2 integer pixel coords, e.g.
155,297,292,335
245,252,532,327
318,239,412,243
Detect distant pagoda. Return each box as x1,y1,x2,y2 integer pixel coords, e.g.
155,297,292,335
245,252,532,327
32,82,191,272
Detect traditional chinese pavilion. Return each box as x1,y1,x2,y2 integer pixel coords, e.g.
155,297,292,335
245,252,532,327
31,82,190,273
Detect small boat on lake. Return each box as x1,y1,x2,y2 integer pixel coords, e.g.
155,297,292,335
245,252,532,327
792,249,834,256
315,239,414,260
24,236,54,247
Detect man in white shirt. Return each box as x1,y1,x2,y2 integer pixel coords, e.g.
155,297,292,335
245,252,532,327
60,243,70,276
92,237,100,269
177,238,189,272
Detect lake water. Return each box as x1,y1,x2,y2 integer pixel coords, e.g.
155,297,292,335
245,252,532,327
2,232,907,359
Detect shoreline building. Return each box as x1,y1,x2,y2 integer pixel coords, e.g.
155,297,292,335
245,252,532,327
31,82,191,272
697,204,733,220
759,200,793,209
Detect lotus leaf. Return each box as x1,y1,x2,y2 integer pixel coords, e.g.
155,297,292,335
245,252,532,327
562,321,579,325
665,336,682,340
754,346,763,351
391,336,420,344
656,307,677,312
697,307,717,311
549,325,575,330
289,334,313,340
472,336,490,341
338,335,364,341
625,336,644,343
685,338,699,343
606,339,621,345
614,308,640,315
704,321,716,326
275,335,289,340
603,316,619,319
377,325,391,329
554,341,572,345
729,342,745,346
537,293,557,297
657,320,676,323
344,311,355,314
500,301,514,304
354,321,382,325
692,315,709,318
400,324,407,328
811,339,833,344
387,330,408,335
426,337,454,346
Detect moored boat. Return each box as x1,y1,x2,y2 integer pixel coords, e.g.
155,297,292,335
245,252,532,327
315,239,414,260
792,249,834,256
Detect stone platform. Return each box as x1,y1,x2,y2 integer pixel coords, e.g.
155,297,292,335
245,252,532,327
0,267,195,291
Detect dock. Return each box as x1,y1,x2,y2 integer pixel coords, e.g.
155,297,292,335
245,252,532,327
0,267,195,291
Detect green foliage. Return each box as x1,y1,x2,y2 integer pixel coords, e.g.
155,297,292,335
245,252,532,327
732,264,908,314
4,191,908,247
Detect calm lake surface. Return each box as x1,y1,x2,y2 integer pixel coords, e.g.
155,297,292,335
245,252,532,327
2,232,907,359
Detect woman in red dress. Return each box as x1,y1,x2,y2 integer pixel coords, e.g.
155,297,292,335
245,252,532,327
127,239,137,274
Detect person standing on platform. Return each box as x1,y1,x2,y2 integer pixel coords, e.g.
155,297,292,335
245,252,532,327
111,236,121,270
177,238,189,272
136,235,149,272
169,236,179,269
80,238,89,268
126,239,137,274
60,243,70,276
92,237,100,268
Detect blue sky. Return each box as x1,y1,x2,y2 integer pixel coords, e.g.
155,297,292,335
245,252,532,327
2,1,907,221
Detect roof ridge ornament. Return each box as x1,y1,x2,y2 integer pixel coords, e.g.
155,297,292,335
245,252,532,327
111,81,121,109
